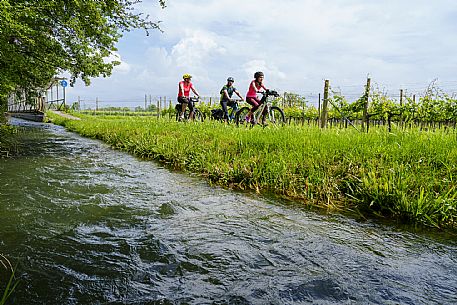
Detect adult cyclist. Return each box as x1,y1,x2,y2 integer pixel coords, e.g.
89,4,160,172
220,77,244,122
177,73,200,121
245,71,268,123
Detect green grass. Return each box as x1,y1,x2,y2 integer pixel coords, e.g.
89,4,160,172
47,112,457,229
0,124,18,158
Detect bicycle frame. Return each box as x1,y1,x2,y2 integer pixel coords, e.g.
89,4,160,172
227,100,240,121
176,97,204,121
211,99,240,122
249,94,274,124
235,89,284,127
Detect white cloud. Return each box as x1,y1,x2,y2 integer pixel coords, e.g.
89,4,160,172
66,0,457,104
171,30,226,68
104,51,131,74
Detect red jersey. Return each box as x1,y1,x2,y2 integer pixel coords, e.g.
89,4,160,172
246,80,266,98
178,81,194,98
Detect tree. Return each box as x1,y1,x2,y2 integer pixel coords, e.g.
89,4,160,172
0,0,165,112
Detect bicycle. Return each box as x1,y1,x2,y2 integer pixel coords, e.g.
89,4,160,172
210,99,241,123
175,97,205,122
235,90,285,127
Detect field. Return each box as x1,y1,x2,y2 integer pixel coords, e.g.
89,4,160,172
46,110,457,230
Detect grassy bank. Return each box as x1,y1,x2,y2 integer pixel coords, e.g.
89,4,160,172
0,124,18,158
48,112,457,229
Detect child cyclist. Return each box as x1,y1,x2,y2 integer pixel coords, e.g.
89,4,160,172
245,71,268,122
220,77,244,122
177,73,200,121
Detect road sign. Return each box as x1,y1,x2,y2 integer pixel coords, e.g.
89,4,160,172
60,80,68,88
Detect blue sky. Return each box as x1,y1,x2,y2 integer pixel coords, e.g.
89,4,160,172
65,0,457,108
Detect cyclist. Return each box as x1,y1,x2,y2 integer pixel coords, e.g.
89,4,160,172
220,77,244,122
245,71,268,123
177,73,200,121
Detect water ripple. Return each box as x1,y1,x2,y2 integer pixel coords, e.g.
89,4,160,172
1,119,456,305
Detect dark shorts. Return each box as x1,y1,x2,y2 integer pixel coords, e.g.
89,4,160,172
223,98,235,107
177,96,194,111
178,96,189,104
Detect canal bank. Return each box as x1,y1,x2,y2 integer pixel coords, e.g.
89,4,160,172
1,118,456,304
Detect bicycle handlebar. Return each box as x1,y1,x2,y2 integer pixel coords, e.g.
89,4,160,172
259,89,280,97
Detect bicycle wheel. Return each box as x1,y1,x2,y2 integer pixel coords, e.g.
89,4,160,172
184,109,190,120
175,104,183,121
193,109,205,122
228,106,239,123
261,106,285,126
235,107,251,127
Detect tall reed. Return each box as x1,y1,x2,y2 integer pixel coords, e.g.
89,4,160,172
0,255,18,305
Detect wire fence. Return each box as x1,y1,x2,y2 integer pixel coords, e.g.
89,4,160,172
68,78,457,132
71,79,457,112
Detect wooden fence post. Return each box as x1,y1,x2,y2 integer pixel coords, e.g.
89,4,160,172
362,77,371,132
320,80,329,128
399,89,404,128
159,98,162,117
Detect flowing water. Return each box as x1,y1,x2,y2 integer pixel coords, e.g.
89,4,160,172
0,119,456,305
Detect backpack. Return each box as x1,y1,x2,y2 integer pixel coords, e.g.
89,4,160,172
211,109,224,120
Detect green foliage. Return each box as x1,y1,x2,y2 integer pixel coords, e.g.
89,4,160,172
283,92,307,108
0,124,18,157
146,104,157,112
0,0,165,109
322,81,457,126
368,87,399,120
160,103,176,116
329,92,357,119
196,101,217,118
283,105,319,119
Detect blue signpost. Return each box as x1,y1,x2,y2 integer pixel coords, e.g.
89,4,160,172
60,80,67,108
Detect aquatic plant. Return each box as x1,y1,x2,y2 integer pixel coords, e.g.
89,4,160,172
0,254,19,305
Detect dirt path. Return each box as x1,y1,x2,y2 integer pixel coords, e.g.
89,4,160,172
49,110,81,120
